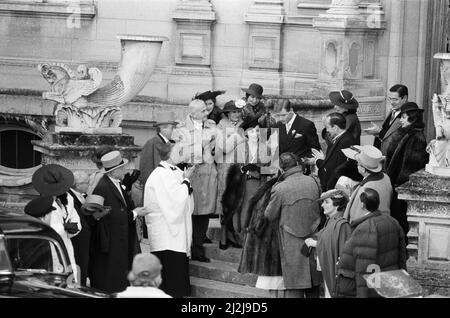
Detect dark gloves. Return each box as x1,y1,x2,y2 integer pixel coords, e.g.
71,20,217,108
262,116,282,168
122,169,140,192
241,163,260,173
64,222,79,234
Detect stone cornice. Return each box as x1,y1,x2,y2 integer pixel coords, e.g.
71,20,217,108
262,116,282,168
0,1,96,19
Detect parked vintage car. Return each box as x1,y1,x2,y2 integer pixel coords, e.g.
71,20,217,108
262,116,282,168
0,210,109,298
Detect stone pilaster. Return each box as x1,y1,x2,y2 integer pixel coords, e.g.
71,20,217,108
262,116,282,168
242,0,285,95
397,170,450,296
313,0,386,138
169,0,216,101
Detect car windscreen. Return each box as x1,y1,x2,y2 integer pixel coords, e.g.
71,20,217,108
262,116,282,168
5,236,67,274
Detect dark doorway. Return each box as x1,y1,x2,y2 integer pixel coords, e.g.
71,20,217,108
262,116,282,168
0,129,42,169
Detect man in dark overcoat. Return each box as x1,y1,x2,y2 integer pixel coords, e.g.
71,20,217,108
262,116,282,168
90,150,150,293
306,112,356,191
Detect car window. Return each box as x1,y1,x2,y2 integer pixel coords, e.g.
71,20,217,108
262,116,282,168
5,236,66,274
0,237,12,272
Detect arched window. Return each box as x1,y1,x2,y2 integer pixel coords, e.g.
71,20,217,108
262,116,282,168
0,126,42,169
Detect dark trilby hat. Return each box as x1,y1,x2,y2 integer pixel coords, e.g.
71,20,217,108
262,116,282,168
399,102,424,115
194,90,225,102
24,196,55,218
242,83,263,99
221,100,241,113
32,164,74,196
153,112,177,127
329,90,359,110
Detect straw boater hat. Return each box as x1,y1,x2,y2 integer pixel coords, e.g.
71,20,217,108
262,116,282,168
32,164,74,196
329,90,359,110
242,83,263,99
154,112,178,127
101,151,129,173
24,196,55,218
81,194,106,216
342,145,384,173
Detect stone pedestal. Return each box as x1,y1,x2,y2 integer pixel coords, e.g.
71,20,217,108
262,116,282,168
312,0,386,128
31,132,141,175
242,0,285,95
397,170,450,296
170,0,216,101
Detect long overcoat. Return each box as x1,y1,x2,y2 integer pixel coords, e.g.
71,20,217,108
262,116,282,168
264,166,321,289
90,175,139,293
172,116,218,215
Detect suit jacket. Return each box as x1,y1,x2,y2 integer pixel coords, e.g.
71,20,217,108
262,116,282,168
375,112,402,155
90,175,138,293
68,189,94,286
278,115,321,160
316,131,355,191
139,133,167,187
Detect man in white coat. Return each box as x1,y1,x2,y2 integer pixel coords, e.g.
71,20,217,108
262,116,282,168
144,142,195,298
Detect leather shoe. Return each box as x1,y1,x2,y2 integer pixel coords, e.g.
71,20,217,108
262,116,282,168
192,255,210,263
219,242,229,250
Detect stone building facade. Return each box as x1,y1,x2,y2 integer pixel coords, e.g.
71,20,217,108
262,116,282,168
0,0,448,202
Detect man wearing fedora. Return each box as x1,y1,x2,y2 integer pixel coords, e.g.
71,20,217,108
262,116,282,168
136,113,178,242
365,84,409,154
328,90,361,145
342,145,393,223
307,112,356,192
90,150,151,293
335,188,407,298
172,99,217,262
194,90,226,124
240,83,267,131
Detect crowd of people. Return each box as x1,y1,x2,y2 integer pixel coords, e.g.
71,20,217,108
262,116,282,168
23,82,429,298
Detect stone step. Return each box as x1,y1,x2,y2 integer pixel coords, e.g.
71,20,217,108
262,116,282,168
190,277,270,298
204,242,243,264
189,259,257,287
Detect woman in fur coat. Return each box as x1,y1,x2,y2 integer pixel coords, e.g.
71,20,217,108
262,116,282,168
384,102,428,238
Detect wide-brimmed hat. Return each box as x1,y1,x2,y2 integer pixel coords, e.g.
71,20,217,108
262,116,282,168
399,102,424,115
329,90,359,110
194,90,226,102
318,189,349,202
342,145,384,173
128,253,162,281
24,196,55,218
153,112,178,127
101,151,129,173
32,164,74,196
222,100,241,113
242,83,263,99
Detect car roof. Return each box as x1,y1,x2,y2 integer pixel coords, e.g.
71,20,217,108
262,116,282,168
0,210,61,242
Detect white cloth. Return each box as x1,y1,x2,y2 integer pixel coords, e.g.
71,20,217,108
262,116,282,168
41,195,81,283
108,176,126,202
285,114,296,133
144,161,194,256
158,132,169,144
116,286,172,298
255,276,286,290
